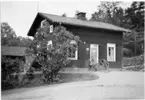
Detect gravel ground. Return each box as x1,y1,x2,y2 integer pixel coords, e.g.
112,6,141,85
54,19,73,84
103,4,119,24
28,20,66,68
2,71,144,100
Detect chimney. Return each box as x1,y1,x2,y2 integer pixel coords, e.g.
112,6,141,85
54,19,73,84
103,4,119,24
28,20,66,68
76,12,86,20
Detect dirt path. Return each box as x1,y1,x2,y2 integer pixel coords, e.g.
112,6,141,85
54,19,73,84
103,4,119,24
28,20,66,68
2,71,144,100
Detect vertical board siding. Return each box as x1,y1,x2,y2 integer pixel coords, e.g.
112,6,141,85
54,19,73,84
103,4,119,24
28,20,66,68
64,25,123,69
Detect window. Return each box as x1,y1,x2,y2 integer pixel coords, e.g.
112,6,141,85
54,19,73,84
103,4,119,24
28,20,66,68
107,43,116,62
40,19,53,33
49,25,53,33
47,40,52,50
40,19,48,27
68,40,78,60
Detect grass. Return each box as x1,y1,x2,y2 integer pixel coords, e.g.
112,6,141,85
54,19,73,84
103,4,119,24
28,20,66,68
2,72,99,90
25,72,98,87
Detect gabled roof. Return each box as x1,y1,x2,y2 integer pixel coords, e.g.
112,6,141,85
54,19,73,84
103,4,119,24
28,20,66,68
28,12,130,36
41,12,131,32
1,46,26,56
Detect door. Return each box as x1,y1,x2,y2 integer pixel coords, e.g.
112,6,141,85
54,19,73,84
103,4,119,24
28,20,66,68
90,44,99,65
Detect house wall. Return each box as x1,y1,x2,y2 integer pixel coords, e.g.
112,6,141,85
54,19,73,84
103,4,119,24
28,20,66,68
30,17,123,69
61,24,123,69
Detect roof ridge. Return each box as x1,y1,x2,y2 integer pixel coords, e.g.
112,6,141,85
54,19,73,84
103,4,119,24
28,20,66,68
30,12,131,34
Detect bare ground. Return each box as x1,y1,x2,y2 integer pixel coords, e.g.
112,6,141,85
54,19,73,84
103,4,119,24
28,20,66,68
2,71,144,100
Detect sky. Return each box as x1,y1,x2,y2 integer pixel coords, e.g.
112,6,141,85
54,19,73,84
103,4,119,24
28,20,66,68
1,0,132,37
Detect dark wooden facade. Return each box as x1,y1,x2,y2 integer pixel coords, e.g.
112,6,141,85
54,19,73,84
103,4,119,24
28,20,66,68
62,25,123,68
28,13,129,69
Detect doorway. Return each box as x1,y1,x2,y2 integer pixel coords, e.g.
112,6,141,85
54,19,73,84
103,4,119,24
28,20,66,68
90,44,99,64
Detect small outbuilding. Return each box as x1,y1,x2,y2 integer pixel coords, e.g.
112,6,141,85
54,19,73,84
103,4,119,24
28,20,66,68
1,46,26,72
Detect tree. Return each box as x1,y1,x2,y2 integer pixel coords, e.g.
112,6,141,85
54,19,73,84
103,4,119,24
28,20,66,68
124,2,144,41
123,2,144,56
1,22,33,47
125,2,144,30
17,36,33,47
2,56,22,89
90,1,124,26
90,2,144,56
26,20,81,83
1,22,17,46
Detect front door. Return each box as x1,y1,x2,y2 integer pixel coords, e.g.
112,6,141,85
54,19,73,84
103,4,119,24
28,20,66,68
90,44,99,65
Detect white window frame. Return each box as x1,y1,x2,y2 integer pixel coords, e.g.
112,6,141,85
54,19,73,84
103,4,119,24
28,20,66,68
40,19,53,33
107,43,116,62
40,19,47,28
47,40,53,50
49,25,53,33
68,40,78,60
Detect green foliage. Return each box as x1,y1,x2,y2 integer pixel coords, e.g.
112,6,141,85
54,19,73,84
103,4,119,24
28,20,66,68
90,2,144,57
1,22,33,47
123,48,133,57
20,67,35,86
1,56,22,89
123,55,144,71
17,36,33,47
90,1,144,29
90,1,124,26
123,2,144,56
1,22,17,46
123,42,143,56
123,2,144,45
26,21,81,83
125,2,144,30
26,67,35,81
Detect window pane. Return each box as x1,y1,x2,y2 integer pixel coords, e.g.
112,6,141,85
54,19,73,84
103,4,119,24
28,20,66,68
50,25,53,33
68,48,76,58
109,47,111,56
107,43,116,62
47,40,52,50
68,40,77,60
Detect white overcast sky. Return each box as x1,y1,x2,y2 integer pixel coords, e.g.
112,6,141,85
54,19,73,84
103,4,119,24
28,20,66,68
1,0,132,37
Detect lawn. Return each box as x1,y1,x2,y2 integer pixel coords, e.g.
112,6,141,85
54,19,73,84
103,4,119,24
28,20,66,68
2,72,99,90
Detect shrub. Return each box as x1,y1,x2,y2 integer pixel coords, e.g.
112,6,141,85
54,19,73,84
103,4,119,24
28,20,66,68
26,67,35,81
123,48,133,57
123,54,144,71
26,21,81,84
20,67,35,86
123,42,143,57
2,56,21,89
